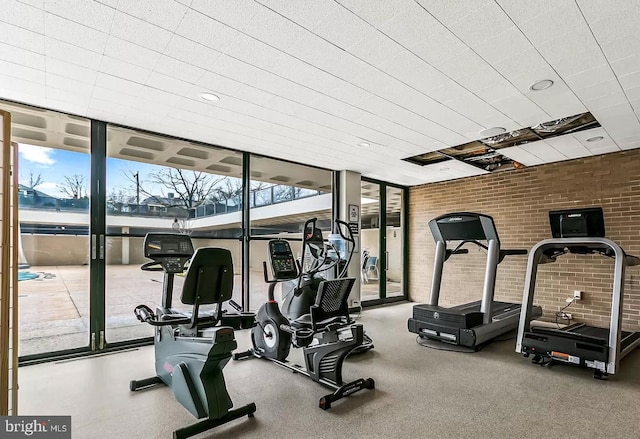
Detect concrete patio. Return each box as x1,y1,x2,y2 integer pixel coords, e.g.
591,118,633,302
18,265,402,357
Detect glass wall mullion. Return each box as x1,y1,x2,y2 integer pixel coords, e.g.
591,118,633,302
89,120,107,352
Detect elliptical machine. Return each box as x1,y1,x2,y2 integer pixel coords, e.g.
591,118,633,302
234,219,375,410
280,218,374,354
129,233,256,439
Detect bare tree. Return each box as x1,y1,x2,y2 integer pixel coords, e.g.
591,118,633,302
58,174,88,199
212,177,244,201
28,172,43,189
107,188,133,204
124,169,224,210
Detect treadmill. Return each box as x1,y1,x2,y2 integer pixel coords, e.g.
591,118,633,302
408,212,542,349
516,207,640,378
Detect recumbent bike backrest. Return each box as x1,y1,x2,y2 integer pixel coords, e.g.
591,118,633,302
310,277,355,329
181,247,234,306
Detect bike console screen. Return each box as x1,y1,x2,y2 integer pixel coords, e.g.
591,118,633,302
268,240,298,280
143,233,194,274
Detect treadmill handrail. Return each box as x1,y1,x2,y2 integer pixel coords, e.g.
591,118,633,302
516,236,637,375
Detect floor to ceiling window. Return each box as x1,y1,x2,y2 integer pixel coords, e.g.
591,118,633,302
104,125,246,343
4,99,405,362
247,155,333,311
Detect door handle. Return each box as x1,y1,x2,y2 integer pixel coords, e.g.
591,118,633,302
99,234,105,260
385,251,389,270
91,234,97,260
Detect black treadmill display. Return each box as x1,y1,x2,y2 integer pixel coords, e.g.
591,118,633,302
549,207,605,238
437,216,486,241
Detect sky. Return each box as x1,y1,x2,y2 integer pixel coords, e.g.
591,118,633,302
18,143,244,201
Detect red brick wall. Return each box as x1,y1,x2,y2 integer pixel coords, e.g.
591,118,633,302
409,149,640,330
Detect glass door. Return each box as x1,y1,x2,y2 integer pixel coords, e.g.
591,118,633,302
361,179,407,304
14,108,93,358
360,181,381,302
385,186,404,299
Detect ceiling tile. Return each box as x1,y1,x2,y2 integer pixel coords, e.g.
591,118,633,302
447,2,515,46
95,73,143,96
416,0,491,24
44,38,103,70
0,22,44,53
347,31,400,67
45,72,93,95
0,42,45,70
116,0,188,31
599,35,640,62
0,75,46,104
523,139,567,162
44,0,114,33
153,55,205,84
99,56,152,83
499,145,545,166
91,86,136,105
164,35,222,69
377,5,439,47
146,71,193,96
564,64,616,91
504,2,583,46
473,26,532,64
45,58,97,84
0,59,45,84
241,5,308,51
435,50,488,81
110,10,173,52
411,31,468,67
1,0,45,33
378,52,448,95
287,33,370,80
44,13,108,53
103,37,161,69
311,6,371,50
490,94,549,126
337,0,408,28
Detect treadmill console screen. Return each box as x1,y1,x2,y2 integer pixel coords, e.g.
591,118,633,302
549,207,605,238
268,240,297,280
436,215,487,241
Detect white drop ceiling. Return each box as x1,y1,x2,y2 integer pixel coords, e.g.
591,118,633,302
1,0,639,186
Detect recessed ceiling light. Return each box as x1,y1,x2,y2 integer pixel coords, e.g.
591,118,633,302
479,127,506,138
529,79,554,91
357,141,370,147
200,92,220,101
586,135,604,142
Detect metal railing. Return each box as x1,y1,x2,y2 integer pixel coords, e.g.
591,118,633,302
18,185,329,220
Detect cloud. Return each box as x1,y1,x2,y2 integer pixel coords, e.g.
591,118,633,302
19,144,55,165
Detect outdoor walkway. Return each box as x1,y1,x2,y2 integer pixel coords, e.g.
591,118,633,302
18,265,399,356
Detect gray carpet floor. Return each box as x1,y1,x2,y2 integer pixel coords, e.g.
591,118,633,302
19,302,640,438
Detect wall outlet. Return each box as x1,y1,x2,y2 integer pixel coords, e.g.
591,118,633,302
352,300,360,307
573,290,582,300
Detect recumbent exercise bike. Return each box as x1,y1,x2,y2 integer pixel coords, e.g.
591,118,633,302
129,233,255,439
